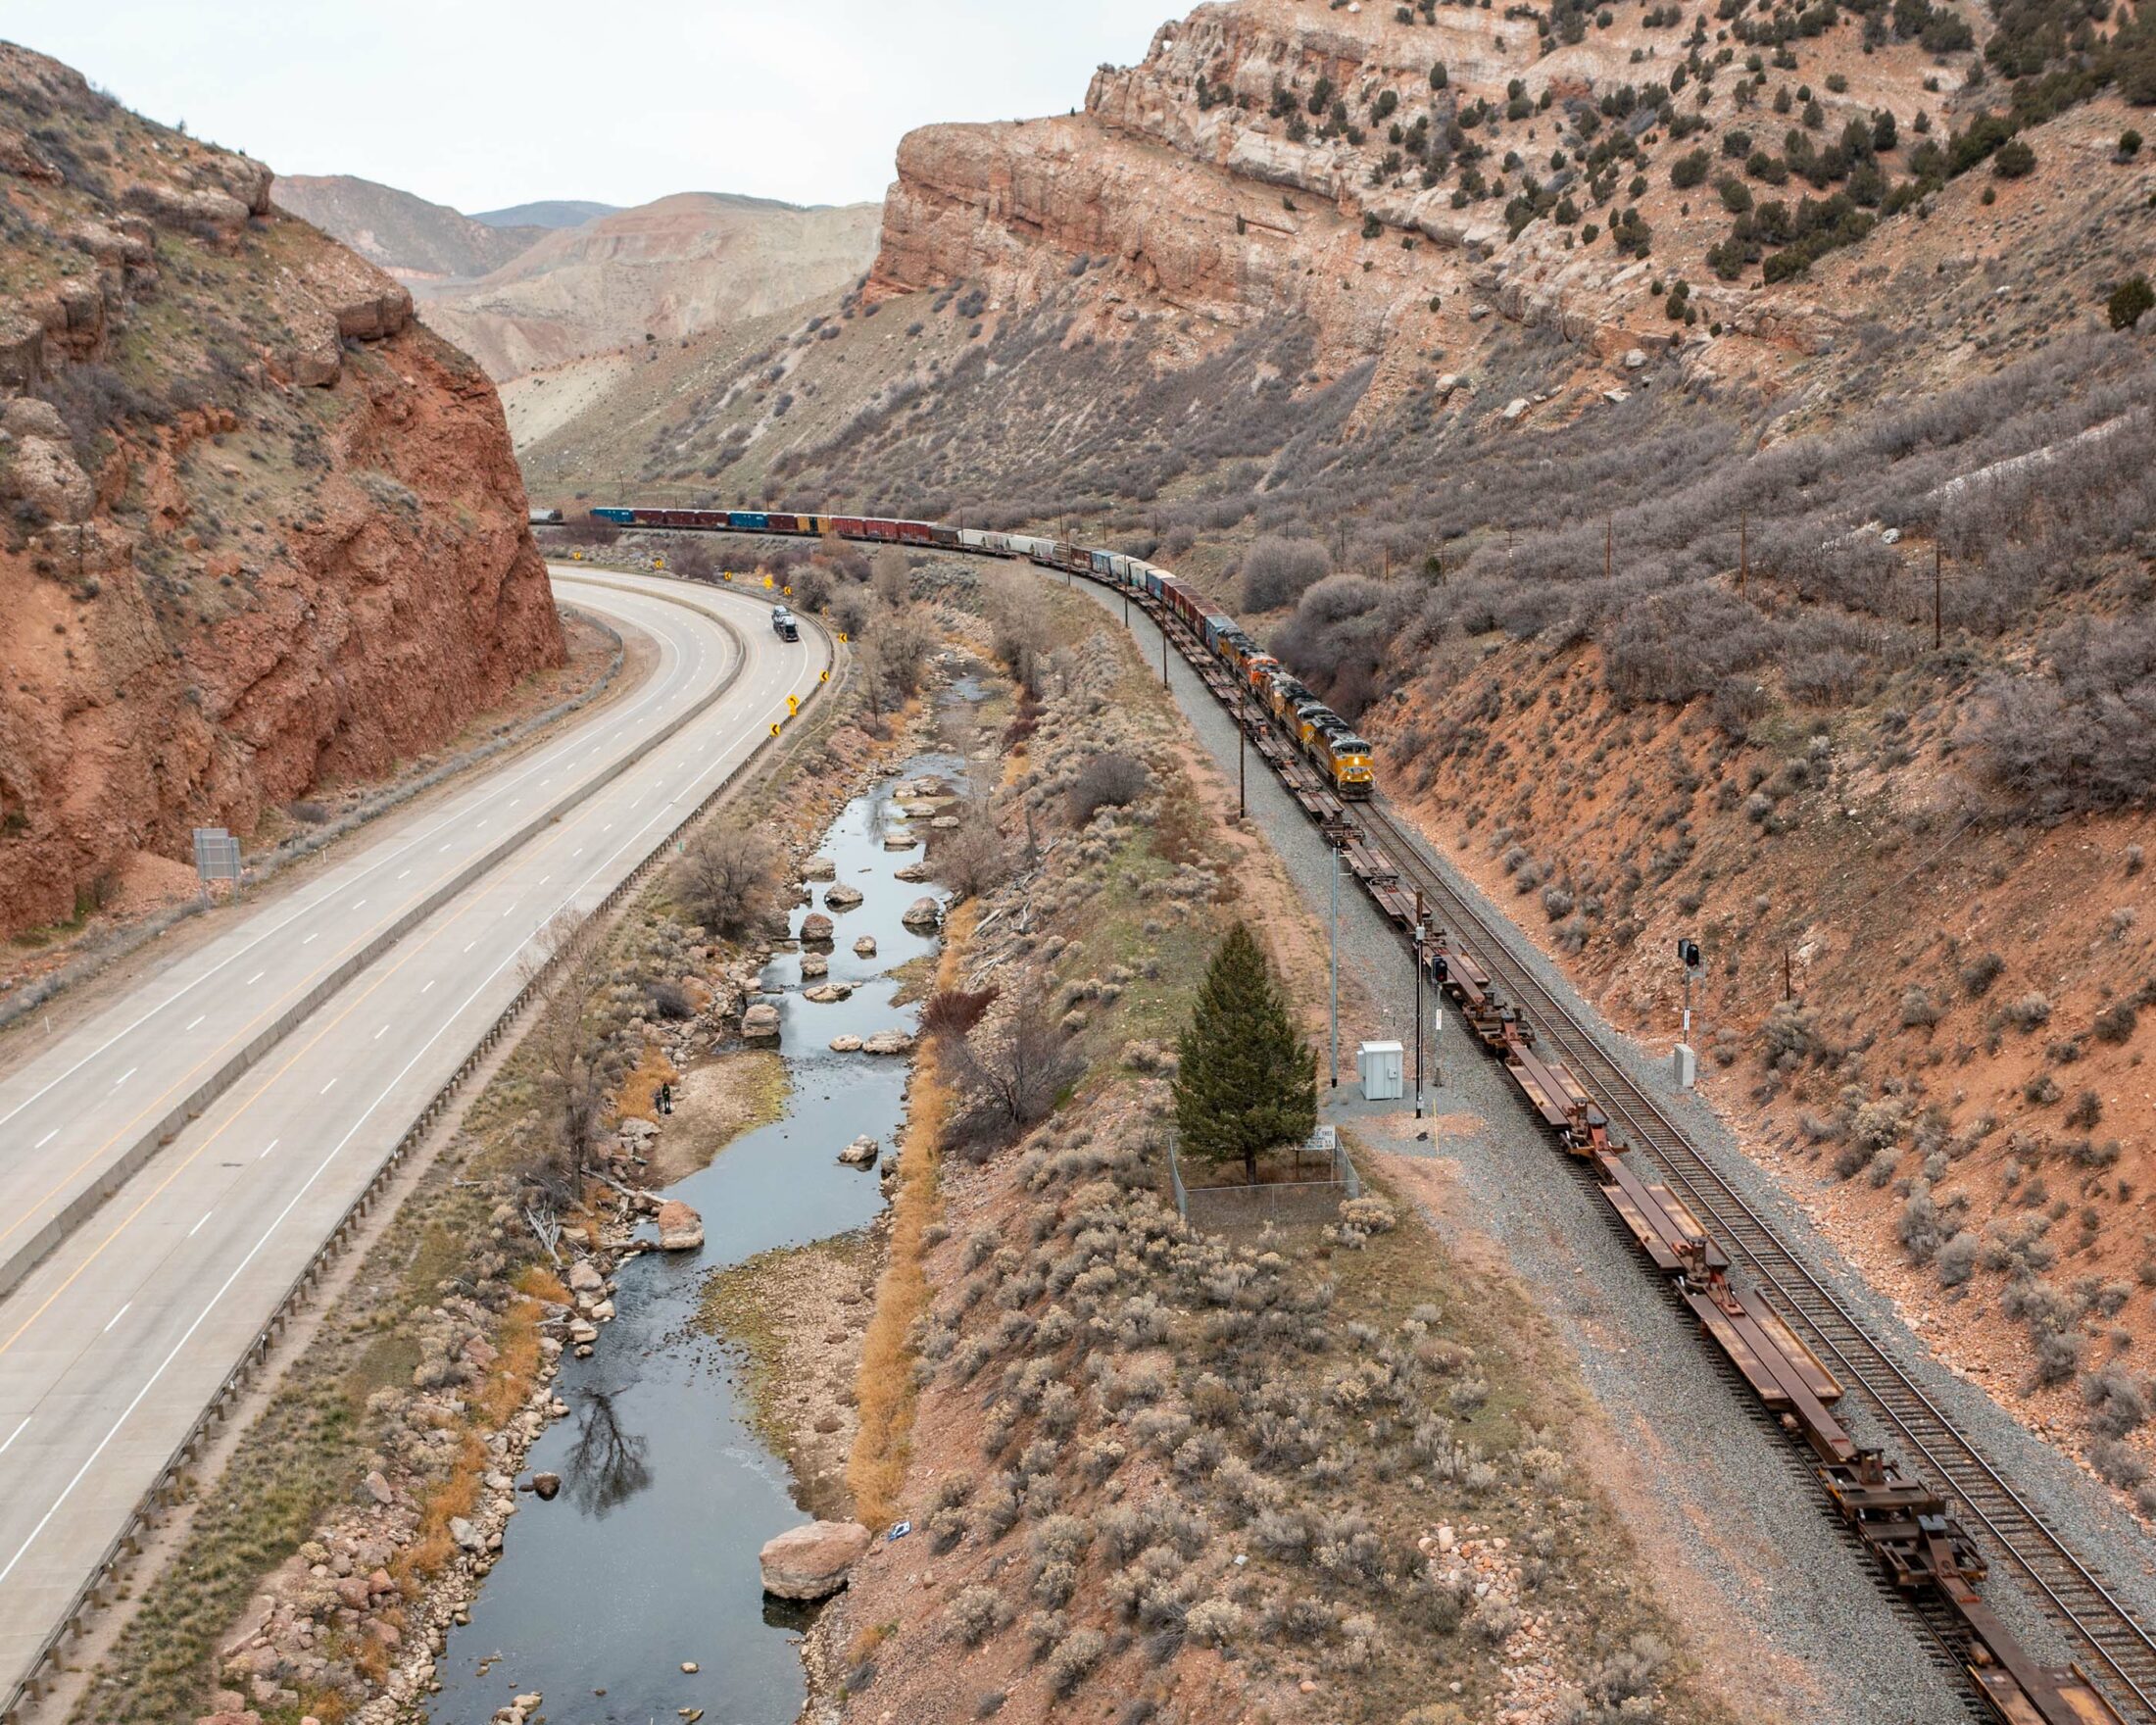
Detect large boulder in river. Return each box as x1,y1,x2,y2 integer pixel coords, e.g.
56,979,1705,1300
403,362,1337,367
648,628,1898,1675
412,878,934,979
803,982,853,1004
829,1034,864,1053
824,883,864,911
893,860,932,883
882,832,919,852
902,897,943,931
862,1028,917,1057
801,856,837,881
853,935,878,959
800,912,835,944
838,1135,880,1167
801,951,829,979
741,1002,781,1040
656,1201,704,1251
760,1519,873,1600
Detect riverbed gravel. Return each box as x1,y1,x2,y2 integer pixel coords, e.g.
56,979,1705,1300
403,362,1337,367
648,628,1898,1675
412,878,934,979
1068,581,2156,1725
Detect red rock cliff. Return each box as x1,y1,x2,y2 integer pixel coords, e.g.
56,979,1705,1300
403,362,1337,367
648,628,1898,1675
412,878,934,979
0,43,564,938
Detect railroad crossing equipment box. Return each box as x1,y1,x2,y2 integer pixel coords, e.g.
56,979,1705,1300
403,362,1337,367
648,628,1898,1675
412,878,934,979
1357,1040,1404,1102
1673,1043,1697,1090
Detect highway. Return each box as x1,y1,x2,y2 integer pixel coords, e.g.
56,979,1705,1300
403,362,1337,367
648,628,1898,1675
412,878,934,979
0,566,826,1697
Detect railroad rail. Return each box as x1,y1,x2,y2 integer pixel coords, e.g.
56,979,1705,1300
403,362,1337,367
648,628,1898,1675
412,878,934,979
587,503,2156,1725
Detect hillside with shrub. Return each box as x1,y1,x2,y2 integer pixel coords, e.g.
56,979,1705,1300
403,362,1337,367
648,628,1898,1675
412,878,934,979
516,0,2156,1504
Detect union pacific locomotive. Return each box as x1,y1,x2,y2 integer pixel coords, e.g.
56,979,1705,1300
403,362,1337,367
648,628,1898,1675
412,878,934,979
585,506,1375,799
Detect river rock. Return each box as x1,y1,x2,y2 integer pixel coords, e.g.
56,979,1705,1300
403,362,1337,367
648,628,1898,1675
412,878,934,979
568,1317,599,1345
829,1034,864,1053
741,1003,780,1040
568,1259,605,1294
862,1029,916,1057
902,897,942,931
656,1201,704,1251
800,952,829,978
449,1517,483,1552
803,982,853,1004
801,856,836,881
800,912,835,943
931,814,960,828
853,936,877,959
759,1520,872,1601
363,1469,393,1505
893,860,932,882
531,1472,561,1501
838,1135,880,1168
824,883,863,910
882,832,918,852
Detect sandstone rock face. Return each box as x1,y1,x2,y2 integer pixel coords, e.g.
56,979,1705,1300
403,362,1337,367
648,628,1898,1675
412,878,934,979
0,42,564,940
759,1519,872,1600
656,1200,704,1251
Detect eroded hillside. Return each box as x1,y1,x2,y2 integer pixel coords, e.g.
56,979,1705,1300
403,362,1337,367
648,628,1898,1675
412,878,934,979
0,42,563,940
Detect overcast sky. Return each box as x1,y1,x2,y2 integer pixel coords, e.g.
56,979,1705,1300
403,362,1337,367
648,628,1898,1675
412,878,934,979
5,1,1170,214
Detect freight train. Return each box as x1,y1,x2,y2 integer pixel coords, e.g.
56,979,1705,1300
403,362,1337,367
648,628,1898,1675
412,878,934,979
584,505,1375,799
591,497,2138,1725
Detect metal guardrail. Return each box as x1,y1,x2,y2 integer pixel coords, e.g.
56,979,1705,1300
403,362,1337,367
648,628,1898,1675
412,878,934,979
0,591,842,1725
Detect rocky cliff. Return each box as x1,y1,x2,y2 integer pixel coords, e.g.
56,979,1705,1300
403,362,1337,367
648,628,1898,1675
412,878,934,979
0,42,564,940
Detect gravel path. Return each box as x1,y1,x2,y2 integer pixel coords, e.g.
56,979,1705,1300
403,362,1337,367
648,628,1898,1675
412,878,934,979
1068,581,2156,1724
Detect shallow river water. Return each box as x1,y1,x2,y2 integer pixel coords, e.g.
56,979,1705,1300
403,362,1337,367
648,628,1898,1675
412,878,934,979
425,756,956,1725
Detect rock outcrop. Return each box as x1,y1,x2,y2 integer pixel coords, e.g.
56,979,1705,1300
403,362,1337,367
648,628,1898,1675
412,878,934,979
0,44,564,939
758,1518,872,1600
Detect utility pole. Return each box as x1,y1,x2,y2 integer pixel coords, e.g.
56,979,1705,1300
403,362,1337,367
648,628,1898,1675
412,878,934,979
1940,539,1957,655
1238,719,1247,819
1413,891,1427,1119
1604,513,1613,583
1161,622,1169,689
1329,850,1341,1088
1739,509,1748,600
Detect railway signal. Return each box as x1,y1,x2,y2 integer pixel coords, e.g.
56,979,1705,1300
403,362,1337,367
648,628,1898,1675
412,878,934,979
1676,937,1702,1090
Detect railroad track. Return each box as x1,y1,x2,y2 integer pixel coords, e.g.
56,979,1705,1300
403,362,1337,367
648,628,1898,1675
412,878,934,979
1352,799,2156,1723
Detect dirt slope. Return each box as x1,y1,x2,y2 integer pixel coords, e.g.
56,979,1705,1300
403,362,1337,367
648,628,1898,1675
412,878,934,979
420,191,883,381
0,42,564,941
273,172,547,282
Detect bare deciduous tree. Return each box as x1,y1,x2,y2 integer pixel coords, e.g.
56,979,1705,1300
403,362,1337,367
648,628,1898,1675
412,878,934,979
520,910,620,1207
672,826,781,940
871,545,911,609
953,983,1080,1150
929,801,1015,899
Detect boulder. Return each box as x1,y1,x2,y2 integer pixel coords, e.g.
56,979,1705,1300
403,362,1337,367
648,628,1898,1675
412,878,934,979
759,1519,873,1601
449,1516,484,1552
893,861,932,883
656,1200,704,1251
862,1029,917,1057
800,952,829,978
829,1034,864,1053
800,912,835,944
902,897,943,931
567,1259,605,1294
801,856,837,881
195,1713,263,1725
803,982,853,1004
568,1317,599,1345
531,1472,561,1502
838,1135,880,1168
882,832,919,852
334,284,415,341
824,883,864,910
853,936,878,959
741,1002,780,1040
0,434,93,522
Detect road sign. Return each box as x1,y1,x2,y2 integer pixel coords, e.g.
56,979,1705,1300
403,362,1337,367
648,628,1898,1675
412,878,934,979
837,631,848,643
192,827,241,898
782,584,793,596
787,694,799,715
819,669,829,682
769,721,782,736
761,573,773,589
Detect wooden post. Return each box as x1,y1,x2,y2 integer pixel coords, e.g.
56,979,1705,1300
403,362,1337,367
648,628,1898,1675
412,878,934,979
1934,541,1942,652
1740,509,1748,599
1605,514,1613,582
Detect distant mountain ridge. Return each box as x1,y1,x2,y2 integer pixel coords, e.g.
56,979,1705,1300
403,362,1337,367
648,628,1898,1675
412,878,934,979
470,199,619,229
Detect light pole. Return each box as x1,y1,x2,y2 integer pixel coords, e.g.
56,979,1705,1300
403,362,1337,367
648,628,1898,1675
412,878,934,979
1238,717,1247,820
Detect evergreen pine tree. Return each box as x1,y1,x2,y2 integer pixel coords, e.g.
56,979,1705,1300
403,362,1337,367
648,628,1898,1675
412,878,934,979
1173,922,1318,1185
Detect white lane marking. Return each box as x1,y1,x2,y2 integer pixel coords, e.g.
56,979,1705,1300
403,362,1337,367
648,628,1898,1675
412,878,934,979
103,1303,130,1334
111,1067,136,1090
188,1210,214,1238
319,1079,336,1096
0,1416,27,1457
375,1024,389,1041
302,932,318,945
421,980,435,994
464,940,476,954
246,971,264,985
34,1129,56,1150
398,869,412,881
185,1015,206,1031
258,1138,279,1159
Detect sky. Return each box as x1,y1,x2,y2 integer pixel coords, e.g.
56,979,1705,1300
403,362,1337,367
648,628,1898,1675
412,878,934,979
3,1,1171,214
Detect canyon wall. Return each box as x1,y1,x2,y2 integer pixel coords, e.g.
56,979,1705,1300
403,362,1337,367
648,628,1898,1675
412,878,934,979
0,42,564,939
